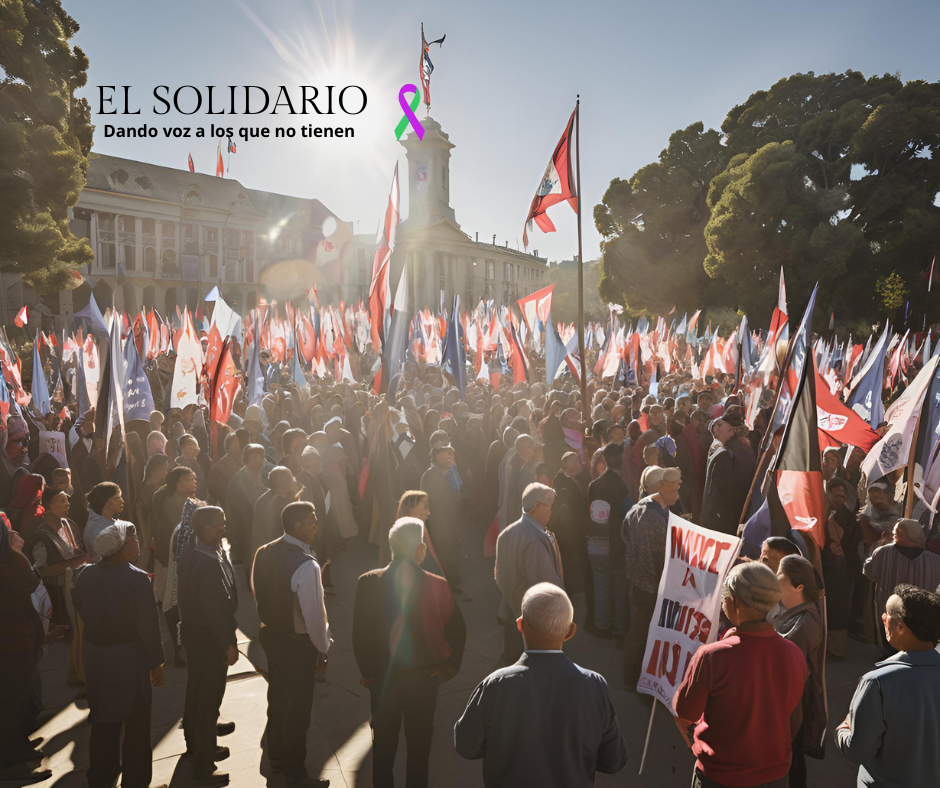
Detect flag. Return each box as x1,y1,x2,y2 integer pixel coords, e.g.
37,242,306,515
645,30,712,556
861,354,940,484
516,283,555,333
227,136,237,154
75,292,109,338
246,319,265,406
216,141,224,177
187,153,194,173
930,256,936,293
210,340,240,427
368,163,400,353
383,263,411,404
813,362,880,453
121,335,154,423
523,105,579,248
171,311,202,408
846,323,890,427
544,313,568,386
419,23,446,107
772,353,826,548
829,312,835,331
13,306,28,329
442,295,466,400
31,330,50,416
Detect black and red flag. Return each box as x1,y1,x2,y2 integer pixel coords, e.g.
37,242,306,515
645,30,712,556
523,106,579,248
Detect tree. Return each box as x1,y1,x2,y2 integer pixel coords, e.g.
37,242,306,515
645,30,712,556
594,123,732,316
0,0,94,292
545,258,605,324
875,271,908,312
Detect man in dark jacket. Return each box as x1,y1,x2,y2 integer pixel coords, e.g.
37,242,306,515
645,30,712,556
455,583,628,786
177,506,239,785
353,517,466,788
701,417,748,535
420,445,463,593
587,443,634,638
549,452,593,619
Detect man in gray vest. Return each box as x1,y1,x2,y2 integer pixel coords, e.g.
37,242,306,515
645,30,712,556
251,501,330,787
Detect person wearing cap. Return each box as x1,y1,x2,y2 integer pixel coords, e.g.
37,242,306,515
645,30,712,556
674,563,806,788
700,414,748,536
73,523,165,788
858,480,901,546
421,444,463,594
622,466,681,688
836,585,940,788
863,518,940,651
586,443,634,640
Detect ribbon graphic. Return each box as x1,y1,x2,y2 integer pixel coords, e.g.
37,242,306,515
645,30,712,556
395,84,424,141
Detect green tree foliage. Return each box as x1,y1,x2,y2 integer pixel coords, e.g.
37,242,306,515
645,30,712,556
875,271,908,311
545,258,605,323
0,0,94,293
596,70,940,323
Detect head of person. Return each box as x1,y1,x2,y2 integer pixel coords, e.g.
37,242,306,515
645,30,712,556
759,536,801,573
147,430,168,456
396,490,430,522
602,441,623,473
223,431,242,459
649,405,664,427
893,518,927,549
243,443,266,473
282,500,317,546
653,467,681,507
882,584,940,651
50,467,73,496
627,420,642,443
178,433,200,459
676,395,692,415
143,453,170,487
642,444,660,468
432,445,456,472
283,429,308,458
561,451,583,478
867,481,892,513
149,410,165,432
87,481,124,518
388,516,427,565
42,488,70,521
300,446,322,476
516,583,576,651
502,427,519,450
522,483,555,527
607,424,625,446
269,466,298,498
560,408,580,430
193,505,226,547
697,391,714,412
244,405,264,436
822,448,842,476
167,466,198,497
95,522,139,564
776,554,823,610
710,417,735,445
721,562,781,627
826,478,850,510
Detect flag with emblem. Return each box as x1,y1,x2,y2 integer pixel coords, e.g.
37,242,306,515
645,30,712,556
523,106,579,248
227,136,237,154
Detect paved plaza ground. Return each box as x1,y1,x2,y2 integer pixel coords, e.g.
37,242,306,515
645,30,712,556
29,537,876,788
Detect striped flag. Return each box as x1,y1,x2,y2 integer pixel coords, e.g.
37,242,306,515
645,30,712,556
419,24,446,107
227,136,237,154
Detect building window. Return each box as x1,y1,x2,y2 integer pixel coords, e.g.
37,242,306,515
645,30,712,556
486,260,495,280
70,208,91,240
243,230,255,282
143,246,157,273
97,212,116,269
142,219,156,273
183,224,199,255
118,215,136,270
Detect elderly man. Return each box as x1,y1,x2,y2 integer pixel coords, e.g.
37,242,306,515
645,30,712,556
622,466,680,689
73,524,165,788
420,444,463,594
495,483,564,665
249,466,298,565
863,518,940,628
353,518,466,788
455,583,628,786
700,416,747,535
674,563,806,788
177,507,239,785
837,585,940,787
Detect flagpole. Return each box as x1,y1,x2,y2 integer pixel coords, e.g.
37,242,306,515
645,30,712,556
575,96,589,429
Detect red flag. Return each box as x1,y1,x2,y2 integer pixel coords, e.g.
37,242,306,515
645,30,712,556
814,362,880,453
209,340,240,455
187,153,195,173
13,305,28,328
368,163,400,352
204,324,224,384
215,142,224,177
523,105,579,247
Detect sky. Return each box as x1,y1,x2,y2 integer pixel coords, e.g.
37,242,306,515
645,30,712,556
70,0,940,264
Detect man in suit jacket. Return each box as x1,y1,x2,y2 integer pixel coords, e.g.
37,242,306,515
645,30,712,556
701,416,748,535
176,506,239,786
455,583,628,787
352,517,466,788
495,483,563,665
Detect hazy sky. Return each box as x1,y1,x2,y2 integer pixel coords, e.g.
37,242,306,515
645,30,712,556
71,0,939,264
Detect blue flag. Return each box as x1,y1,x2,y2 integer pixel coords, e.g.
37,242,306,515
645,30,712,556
441,295,466,400
846,324,890,427
75,292,109,338
545,313,568,387
247,320,265,406
31,330,50,416
74,346,91,415
121,336,154,423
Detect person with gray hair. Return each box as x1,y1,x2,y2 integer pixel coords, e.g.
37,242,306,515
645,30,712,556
495,483,563,665
674,563,807,788
353,517,466,788
455,583,628,785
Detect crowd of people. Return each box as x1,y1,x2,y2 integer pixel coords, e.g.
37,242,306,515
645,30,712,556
2,307,940,788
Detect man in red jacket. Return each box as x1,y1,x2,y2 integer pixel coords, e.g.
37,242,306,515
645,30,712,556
674,562,806,788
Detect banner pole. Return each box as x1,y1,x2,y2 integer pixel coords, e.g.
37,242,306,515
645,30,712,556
638,701,657,775
574,96,589,430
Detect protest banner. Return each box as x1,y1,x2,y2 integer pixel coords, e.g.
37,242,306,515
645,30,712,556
637,512,742,713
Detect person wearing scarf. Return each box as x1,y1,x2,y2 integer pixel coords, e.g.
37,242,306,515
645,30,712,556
73,522,164,788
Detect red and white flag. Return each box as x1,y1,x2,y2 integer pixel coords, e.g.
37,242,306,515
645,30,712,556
523,105,579,247
368,163,400,353
13,306,28,328
187,153,194,173
215,142,224,177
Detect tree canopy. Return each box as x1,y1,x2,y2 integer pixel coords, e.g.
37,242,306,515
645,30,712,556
596,71,940,325
0,0,94,293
